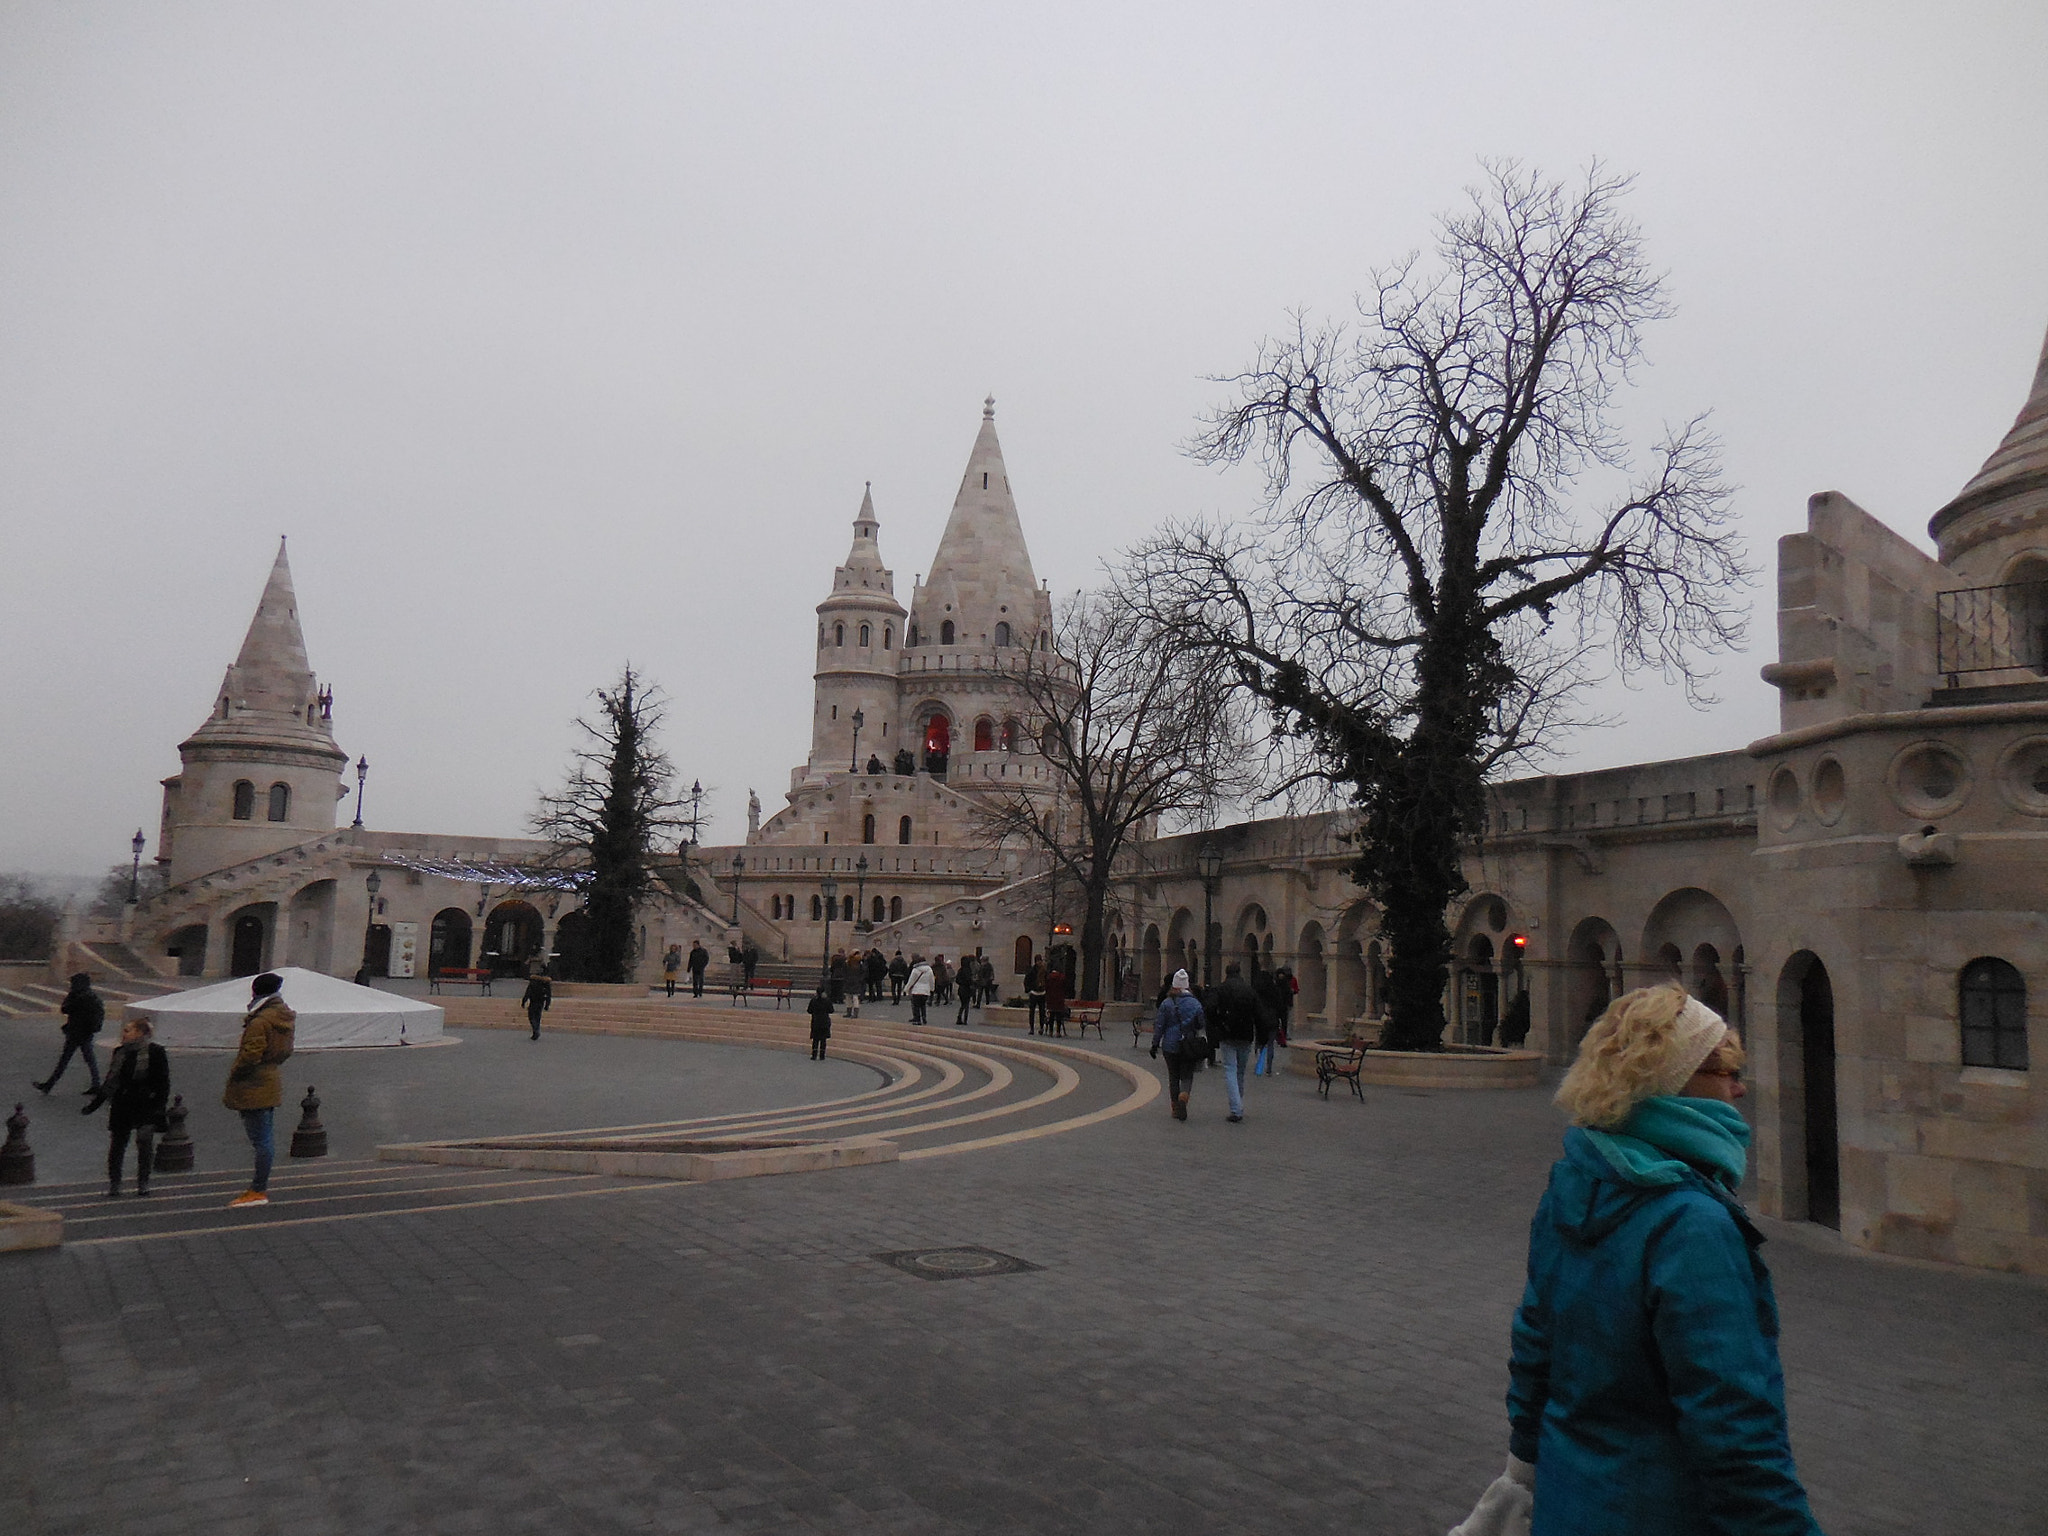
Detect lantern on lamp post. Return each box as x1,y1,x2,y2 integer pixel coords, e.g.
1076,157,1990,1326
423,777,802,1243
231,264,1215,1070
128,829,145,905
357,868,383,983
818,874,839,991
352,755,368,828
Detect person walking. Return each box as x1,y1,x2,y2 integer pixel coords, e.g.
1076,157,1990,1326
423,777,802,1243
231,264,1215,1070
1043,964,1069,1037
662,945,682,998
687,940,710,998
932,954,952,1007
1208,961,1266,1121
906,955,934,1026
807,985,834,1059
35,972,106,1095
221,972,295,1209
889,951,909,1004
1451,983,1823,1536
1149,970,1208,1122
1251,966,1282,1076
954,954,978,1025
84,1013,169,1197
521,965,552,1039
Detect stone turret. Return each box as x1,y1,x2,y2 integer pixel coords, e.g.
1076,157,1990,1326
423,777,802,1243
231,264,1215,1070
805,485,907,783
1930,321,2048,582
907,397,1054,657
159,539,348,882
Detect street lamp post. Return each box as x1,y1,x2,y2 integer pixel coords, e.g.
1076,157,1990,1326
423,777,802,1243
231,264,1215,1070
854,854,869,931
686,779,704,847
357,868,383,983
352,756,368,828
849,708,865,773
1195,842,1223,988
819,874,839,991
731,851,745,928
128,829,145,905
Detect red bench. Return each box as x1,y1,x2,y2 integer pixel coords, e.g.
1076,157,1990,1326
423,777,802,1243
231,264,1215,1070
729,976,795,1010
1066,1004,1105,1040
429,968,495,995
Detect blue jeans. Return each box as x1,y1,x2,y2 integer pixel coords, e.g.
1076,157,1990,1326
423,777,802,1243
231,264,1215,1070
1217,1040,1253,1117
240,1107,275,1192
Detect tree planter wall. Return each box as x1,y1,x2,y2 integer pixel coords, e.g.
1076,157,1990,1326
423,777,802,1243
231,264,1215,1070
1284,1039,1543,1089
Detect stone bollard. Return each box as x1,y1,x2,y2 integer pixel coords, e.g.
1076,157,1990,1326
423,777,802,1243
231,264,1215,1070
153,1095,194,1173
0,1103,34,1185
289,1086,327,1159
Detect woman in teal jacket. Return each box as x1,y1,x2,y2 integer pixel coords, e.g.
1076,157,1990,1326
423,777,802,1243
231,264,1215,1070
1463,984,1824,1536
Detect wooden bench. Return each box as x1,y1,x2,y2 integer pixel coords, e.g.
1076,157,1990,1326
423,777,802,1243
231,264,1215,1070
1066,1004,1105,1040
729,976,795,1010
1316,1042,1367,1101
429,968,495,995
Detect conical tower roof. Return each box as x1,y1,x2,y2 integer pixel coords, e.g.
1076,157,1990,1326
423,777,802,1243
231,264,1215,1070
183,539,343,759
1931,322,2048,542
910,397,1046,646
822,483,904,613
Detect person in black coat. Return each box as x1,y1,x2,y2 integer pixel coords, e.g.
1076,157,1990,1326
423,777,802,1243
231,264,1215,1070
35,972,105,1094
521,967,552,1039
84,1014,170,1196
807,986,834,1059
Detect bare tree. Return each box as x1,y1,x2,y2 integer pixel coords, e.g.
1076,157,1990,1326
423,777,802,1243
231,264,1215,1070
974,589,1255,1001
1129,162,1749,1050
533,666,691,982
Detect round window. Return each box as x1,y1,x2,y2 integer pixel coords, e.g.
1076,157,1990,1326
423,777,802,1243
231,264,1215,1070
1767,765,1801,831
1995,736,2048,817
1811,757,1847,825
1887,742,1970,819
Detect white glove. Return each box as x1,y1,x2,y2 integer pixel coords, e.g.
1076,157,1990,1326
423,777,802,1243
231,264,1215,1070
1446,1456,1534,1536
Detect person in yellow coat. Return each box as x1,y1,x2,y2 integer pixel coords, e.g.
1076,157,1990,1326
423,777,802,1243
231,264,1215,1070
222,972,295,1209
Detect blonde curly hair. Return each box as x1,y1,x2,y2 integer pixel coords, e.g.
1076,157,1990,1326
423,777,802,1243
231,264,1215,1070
1555,984,1743,1128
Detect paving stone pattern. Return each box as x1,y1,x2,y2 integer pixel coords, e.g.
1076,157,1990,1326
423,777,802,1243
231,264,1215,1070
2,1015,2044,1535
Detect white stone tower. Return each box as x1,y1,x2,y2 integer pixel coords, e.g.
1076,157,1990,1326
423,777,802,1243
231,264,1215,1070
157,539,349,883
805,485,908,782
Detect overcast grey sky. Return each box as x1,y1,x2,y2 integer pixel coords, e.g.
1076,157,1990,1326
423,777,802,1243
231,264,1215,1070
3,2,2045,877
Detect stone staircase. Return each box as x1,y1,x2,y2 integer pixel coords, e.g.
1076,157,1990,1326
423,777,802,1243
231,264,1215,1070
0,972,184,1021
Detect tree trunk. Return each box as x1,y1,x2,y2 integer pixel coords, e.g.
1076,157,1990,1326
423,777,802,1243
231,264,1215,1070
1079,871,1110,1002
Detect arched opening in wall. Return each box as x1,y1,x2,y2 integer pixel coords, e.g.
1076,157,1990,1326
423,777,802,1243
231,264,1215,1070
834,623,845,646
1165,908,1194,987
1777,951,1840,1229
429,908,472,978
862,813,876,844
1140,924,1162,997
1296,924,1328,1018
1960,957,2029,1069
267,783,291,822
883,625,892,649
1691,943,1729,1015
1459,934,1500,1045
842,894,854,922
2003,555,2048,671
1332,903,1375,1027
363,923,392,978
1657,943,1683,981
552,908,596,981
285,880,336,972
1236,903,1268,972
1001,718,1019,752
871,896,885,924
859,623,870,647
1565,918,1621,1045
1040,722,1059,758
920,711,951,774
887,896,901,921
232,780,255,820
940,619,956,645
1015,934,1034,975
229,905,273,977
165,923,208,977
483,901,544,977
1731,945,1747,1028
973,717,994,751
810,894,823,921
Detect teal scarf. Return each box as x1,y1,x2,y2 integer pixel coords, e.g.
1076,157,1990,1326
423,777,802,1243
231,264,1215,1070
1586,1095,1749,1191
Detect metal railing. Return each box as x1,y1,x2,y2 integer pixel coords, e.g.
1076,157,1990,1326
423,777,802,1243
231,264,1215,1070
1936,580,2048,680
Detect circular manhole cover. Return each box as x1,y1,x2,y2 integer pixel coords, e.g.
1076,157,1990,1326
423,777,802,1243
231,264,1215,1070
874,1246,1042,1281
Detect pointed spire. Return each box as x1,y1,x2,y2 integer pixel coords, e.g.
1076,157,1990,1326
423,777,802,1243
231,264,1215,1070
186,538,339,751
1932,321,2048,540
912,399,1044,647
828,484,901,606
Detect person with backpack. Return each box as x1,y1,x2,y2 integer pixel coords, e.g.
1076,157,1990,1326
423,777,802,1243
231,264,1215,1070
84,1012,170,1197
34,972,106,1095
221,971,295,1209
1208,960,1269,1121
1149,970,1208,1121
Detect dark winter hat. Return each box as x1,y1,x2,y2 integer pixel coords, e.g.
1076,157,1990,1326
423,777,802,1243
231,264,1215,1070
68,972,91,988
251,972,283,997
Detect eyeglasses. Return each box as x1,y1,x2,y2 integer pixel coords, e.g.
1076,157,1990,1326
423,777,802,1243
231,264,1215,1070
1695,1066,1744,1081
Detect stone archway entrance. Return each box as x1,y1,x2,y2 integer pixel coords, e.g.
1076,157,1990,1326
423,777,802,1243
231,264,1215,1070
1778,951,1840,1229
483,901,545,977
429,909,473,978
230,908,269,977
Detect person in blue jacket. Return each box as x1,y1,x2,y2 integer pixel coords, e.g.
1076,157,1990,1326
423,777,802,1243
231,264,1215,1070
1454,983,1824,1536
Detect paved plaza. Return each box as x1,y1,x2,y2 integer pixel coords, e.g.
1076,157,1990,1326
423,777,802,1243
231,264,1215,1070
2,1003,2044,1535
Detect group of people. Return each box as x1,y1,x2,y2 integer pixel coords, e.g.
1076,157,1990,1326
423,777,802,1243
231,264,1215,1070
31,970,296,1208
1147,960,1294,1121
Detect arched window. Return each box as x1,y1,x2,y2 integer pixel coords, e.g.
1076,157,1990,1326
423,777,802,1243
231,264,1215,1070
890,896,903,921
883,625,892,649
974,717,994,751
859,623,871,646
231,780,255,820
872,896,885,923
862,813,875,844
1960,958,2029,1069
834,623,845,646
1040,722,1059,757
994,621,1011,647
907,623,918,646
267,783,290,822
842,894,854,921
899,815,912,844
1002,718,1019,752
940,619,955,645
811,894,823,921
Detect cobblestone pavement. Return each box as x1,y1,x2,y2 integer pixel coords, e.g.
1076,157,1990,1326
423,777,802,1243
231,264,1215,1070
3,1015,2044,1535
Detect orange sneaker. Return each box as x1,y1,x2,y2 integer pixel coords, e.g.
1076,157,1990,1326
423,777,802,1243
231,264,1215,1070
228,1190,269,1208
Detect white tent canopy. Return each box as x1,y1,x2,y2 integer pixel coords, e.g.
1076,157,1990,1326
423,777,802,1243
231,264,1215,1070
125,968,445,1049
